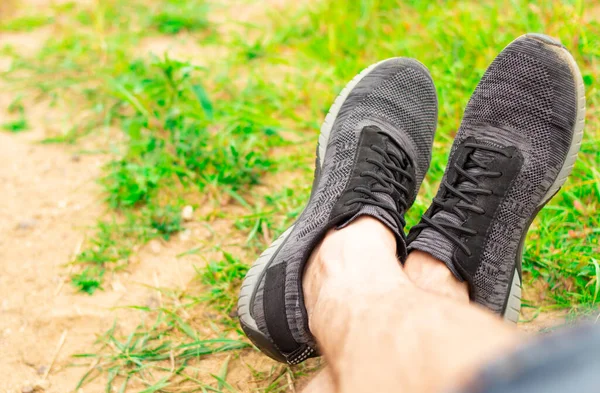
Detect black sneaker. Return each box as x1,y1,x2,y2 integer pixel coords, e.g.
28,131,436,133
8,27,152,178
408,34,586,323
238,58,438,364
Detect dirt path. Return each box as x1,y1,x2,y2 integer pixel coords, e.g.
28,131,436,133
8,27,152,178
0,131,100,392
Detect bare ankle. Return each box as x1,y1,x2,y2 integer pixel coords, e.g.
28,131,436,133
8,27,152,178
302,217,409,342
304,217,405,309
404,250,469,302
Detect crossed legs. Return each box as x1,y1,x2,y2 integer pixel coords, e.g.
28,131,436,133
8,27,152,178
301,217,522,393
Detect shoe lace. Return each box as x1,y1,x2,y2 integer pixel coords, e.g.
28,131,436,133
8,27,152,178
344,143,414,231
412,142,512,256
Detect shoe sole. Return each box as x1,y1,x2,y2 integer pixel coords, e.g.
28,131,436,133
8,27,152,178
503,34,586,324
237,58,401,360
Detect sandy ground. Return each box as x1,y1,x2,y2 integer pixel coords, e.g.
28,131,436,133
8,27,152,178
0,1,570,392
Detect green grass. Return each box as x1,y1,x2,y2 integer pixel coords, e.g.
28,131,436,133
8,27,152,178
74,304,250,391
1,0,599,390
1,95,29,132
1,118,28,132
72,267,320,392
0,15,53,32
150,0,210,35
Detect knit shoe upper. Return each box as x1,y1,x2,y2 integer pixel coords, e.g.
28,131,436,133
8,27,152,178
408,34,585,320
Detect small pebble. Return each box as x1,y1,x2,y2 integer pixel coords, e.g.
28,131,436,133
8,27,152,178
181,205,194,221
16,219,38,230
21,386,33,393
36,365,47,376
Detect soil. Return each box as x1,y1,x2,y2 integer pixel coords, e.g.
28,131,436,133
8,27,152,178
0,1,570,392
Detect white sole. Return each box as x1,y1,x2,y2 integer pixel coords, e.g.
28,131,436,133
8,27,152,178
504,34,586,324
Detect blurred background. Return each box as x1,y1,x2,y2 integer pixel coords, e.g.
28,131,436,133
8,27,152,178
0,0,598,392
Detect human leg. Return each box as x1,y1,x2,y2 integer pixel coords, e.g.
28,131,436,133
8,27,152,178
302,217,521,393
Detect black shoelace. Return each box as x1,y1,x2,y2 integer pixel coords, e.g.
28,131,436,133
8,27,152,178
344,143,414,231
412,142,512,256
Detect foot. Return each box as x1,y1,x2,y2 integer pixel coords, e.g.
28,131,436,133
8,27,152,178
238,58,438,364
408,34,586,322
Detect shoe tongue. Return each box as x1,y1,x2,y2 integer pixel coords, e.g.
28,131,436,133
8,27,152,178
338,193,400,233
408,211,462,273
408,147,496,269
431,148,496,221
456,149,495,192
336,160,406,257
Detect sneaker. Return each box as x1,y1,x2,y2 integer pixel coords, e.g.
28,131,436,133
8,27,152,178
408,34,586,323
238,58,438,364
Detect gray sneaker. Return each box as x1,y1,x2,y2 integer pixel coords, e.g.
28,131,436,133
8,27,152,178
238,58,438,364
408,34,586,323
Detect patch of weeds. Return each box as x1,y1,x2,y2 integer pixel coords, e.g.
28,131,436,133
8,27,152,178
97,55,277,210
2,96,29,132
198,252,248,326
0,15,53,32
102,158,163,209
75,299,249,392
150,0,209,34
72,204,184,293
71,267,105,294
239,39,268,61
150,205,184,240
67,54,283,291
234,184,310,252
1,118,28,132
76,219,137,269
247,361,323,393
